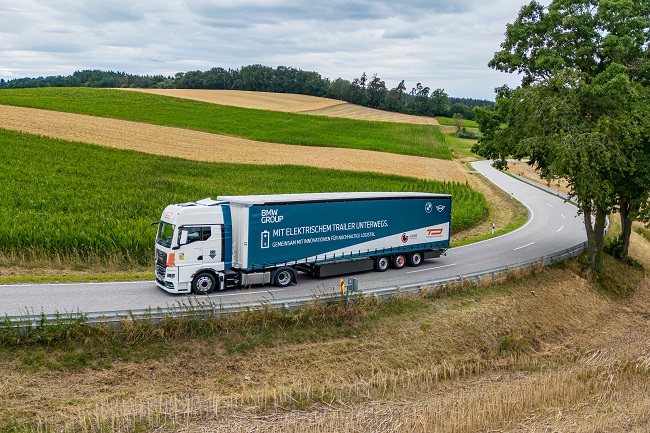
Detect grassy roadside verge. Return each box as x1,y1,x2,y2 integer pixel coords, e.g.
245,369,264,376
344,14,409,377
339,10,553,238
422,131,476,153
0,273,154,285
0,88,452,159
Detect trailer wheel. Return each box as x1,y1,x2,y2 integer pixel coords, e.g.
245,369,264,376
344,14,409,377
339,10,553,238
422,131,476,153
192,272,216,295
392,254,406,269
274,269,293,287
375,256,390,272
408,252,423,267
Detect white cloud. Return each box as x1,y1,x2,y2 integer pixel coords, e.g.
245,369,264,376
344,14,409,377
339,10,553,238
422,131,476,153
0,0,532,99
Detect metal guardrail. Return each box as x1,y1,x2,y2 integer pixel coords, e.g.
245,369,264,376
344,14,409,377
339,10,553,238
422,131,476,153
508,172,609,234
3,242,588,330
508,173,576,204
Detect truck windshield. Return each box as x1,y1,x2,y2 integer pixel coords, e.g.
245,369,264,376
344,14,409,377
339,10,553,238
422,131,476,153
156,222,176,248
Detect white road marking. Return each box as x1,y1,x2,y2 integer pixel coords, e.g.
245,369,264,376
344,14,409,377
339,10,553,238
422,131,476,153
210,289,285,298
407,263,457,274
514,242,536,251
547,203,553,208
557,226,564,232
561,214,566,219
532,195,538,199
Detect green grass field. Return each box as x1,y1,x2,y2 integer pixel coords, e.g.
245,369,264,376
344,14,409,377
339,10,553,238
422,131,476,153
0,88,452,159
0,130,486,266
436,116,480,128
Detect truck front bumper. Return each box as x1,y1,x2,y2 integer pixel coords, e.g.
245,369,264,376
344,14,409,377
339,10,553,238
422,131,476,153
155,267,191,294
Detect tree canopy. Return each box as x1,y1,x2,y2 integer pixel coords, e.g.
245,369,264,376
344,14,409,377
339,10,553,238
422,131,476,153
0,66,494,120
473,0,650,272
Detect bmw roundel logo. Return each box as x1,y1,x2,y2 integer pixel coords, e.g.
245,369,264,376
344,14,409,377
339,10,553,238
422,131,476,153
425,202,433,213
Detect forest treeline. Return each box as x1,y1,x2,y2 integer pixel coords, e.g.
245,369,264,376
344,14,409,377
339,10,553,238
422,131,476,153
0,65,493,120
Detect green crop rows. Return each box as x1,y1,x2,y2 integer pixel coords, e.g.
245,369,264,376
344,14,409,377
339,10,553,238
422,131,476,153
0,130,485,266
0,88,452,159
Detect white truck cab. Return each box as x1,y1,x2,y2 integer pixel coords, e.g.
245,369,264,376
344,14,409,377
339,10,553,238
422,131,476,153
155,199,231,294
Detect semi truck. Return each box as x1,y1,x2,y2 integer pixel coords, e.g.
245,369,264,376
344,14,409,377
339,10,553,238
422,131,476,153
154,192,451,294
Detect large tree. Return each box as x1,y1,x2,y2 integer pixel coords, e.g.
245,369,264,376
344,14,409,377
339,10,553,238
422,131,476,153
366,73,388,108
384,80,407,112
473,0,650,272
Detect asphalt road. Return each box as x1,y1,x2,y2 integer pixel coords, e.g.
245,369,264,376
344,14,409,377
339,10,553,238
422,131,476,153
1,161,586,317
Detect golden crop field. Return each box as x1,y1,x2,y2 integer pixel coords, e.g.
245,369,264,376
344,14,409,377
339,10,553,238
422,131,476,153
0,104,464,183
122,88,440,125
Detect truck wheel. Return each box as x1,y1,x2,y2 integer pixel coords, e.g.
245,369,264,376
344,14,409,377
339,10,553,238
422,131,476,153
192,272,216,295
274,269,293,287
408,252,423,267
375,256,389,272
392,254,406,269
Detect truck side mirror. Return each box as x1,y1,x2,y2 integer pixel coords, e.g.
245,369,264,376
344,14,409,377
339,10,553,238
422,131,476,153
179,230,188,245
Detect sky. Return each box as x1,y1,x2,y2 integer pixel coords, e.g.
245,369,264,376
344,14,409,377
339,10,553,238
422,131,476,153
0,1,537,100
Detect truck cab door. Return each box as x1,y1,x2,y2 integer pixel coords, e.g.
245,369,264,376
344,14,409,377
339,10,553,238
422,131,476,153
201,225,223,266
177,225,225,271
179,226,203,265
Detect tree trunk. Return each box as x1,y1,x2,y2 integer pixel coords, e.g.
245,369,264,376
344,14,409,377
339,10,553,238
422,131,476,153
583,208,596,270
593,208,607,273
583,207,606,273
619,199,638,259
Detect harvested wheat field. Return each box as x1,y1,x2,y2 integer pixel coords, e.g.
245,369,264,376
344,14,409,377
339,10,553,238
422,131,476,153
3,240,648,432
302,102,440,124
0,105,464,183
121,88,440,125
507,160,571,194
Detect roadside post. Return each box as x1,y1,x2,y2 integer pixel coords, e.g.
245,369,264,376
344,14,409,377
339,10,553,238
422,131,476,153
343,277,359,310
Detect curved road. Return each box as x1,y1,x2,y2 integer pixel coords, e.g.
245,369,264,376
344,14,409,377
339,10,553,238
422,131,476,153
1,161,586,317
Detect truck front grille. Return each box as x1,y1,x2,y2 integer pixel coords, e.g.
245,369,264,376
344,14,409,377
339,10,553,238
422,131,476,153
156,264,166,281
156,249,167,281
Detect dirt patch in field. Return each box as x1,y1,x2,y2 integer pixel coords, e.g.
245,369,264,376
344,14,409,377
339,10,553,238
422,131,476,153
121,89,439,125
0,105,464,183
507,161,571,194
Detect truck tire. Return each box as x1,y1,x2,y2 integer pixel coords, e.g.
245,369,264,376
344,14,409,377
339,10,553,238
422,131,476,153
392,254,406,269
274,269,293,287
408,252,423,267
375,256,390,272
192,272,216,295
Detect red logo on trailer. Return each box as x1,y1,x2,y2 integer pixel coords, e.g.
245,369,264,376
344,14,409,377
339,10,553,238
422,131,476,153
427,228,443,236
401,233,409,243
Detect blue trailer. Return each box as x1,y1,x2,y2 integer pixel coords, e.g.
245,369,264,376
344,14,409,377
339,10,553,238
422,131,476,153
154,192,451,294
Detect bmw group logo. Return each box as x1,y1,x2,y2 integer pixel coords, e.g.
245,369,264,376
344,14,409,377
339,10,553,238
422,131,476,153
425,202,433,213
436,205,446,212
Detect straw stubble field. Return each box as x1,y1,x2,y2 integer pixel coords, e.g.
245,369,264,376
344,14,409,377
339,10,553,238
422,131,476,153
4,239,649,432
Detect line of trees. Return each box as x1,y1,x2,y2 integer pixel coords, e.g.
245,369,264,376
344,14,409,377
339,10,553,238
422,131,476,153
473,0,650,274
0,66,493,119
